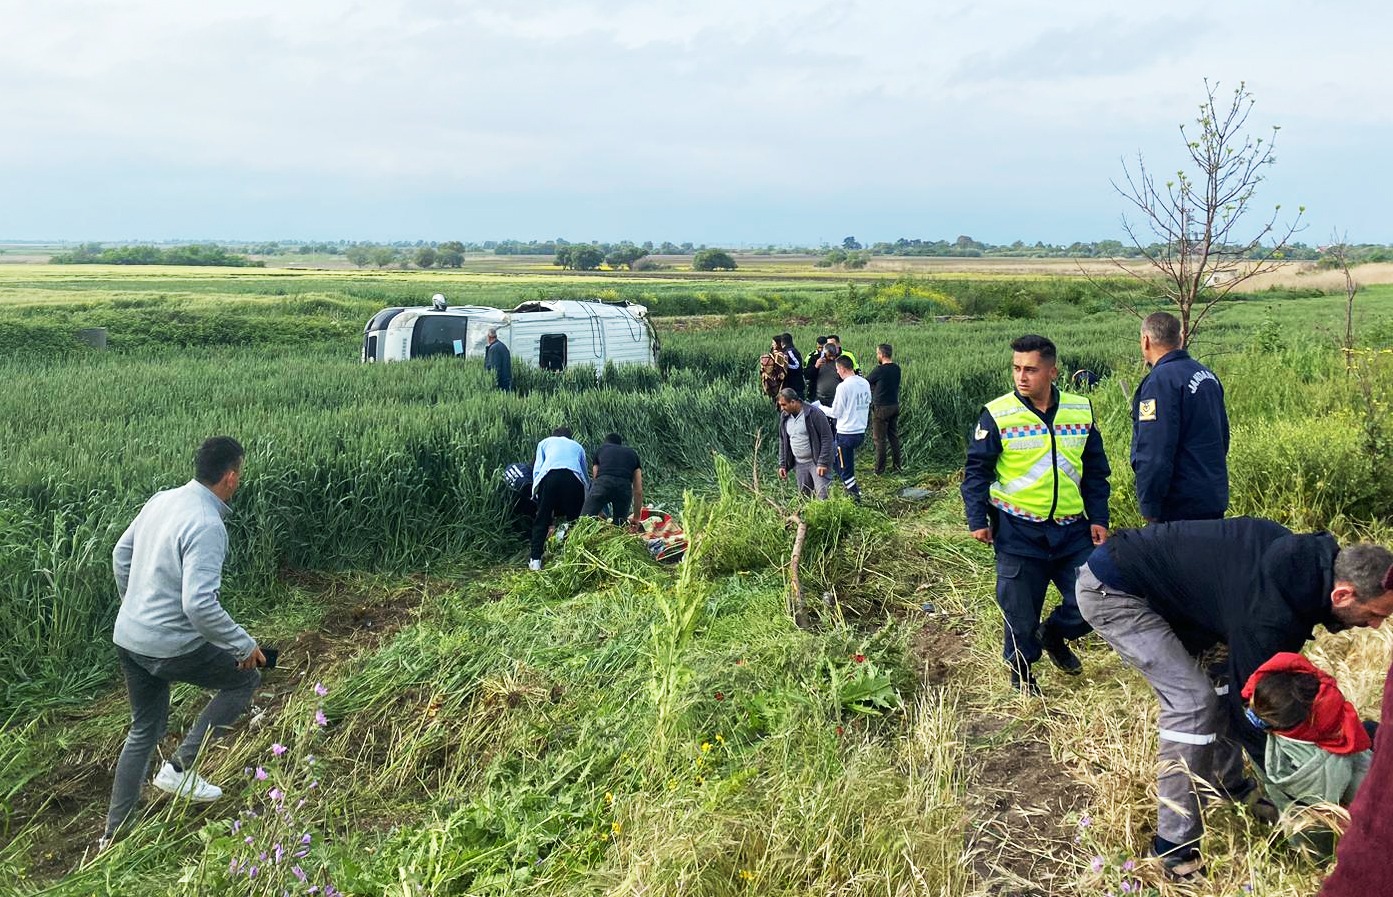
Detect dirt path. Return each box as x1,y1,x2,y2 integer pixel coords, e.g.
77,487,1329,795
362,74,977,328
908,610,1088,896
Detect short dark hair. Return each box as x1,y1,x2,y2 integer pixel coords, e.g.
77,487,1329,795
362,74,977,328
1335,544,1393,602
827,334,841,343
604,433,623,445
195,436,244,486
816,336,829,345
552,427,573,439
877,343,893,359
1143,312,1182,349
1010,334,1057,364
777,387,801,404
835,355,854,370
1250,670,1319,730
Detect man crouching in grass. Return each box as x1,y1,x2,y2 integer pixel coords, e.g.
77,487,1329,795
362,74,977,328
102,436,266,848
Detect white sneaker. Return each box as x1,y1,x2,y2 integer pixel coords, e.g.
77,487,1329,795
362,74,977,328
528,559,543,571
152,762,222,802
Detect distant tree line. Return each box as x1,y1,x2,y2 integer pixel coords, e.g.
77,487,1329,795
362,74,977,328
50,243,264,267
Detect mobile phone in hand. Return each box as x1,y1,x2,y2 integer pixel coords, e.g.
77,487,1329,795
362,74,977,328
261,646,279,669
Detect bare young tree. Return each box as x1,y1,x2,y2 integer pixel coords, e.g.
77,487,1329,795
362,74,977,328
1112,80,1304,345
1323,231,1360,370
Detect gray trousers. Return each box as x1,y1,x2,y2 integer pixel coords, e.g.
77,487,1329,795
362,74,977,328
106,643,259,837
794,460,830,499
1076,563,1246,846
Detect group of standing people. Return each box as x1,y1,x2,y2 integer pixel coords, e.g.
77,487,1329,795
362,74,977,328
762,333,902,503
961,311,1393,887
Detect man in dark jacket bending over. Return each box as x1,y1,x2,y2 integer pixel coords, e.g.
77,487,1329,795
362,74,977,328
1077,518,1393,881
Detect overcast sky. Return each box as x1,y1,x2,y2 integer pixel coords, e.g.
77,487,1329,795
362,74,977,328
2,0,1389,244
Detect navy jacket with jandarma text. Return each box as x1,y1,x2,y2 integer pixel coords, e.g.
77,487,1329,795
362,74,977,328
1131,349,1229,522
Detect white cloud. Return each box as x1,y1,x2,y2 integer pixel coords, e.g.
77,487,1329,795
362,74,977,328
1,0,1390,239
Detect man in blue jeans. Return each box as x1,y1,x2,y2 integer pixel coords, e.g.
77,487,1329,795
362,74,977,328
103,436,266,847
829,355,871,501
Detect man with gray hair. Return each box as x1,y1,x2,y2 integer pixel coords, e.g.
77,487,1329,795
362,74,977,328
1132,311,1228,522
484,328,512,391
1077,517,1393,881
776,388,833,499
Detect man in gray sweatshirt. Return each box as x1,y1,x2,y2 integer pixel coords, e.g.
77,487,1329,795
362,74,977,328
103,436,265,844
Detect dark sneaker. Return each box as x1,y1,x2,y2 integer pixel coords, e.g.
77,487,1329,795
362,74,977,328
1037,625,1082,676
1153,838,1206,882
1009,668,1042,697
1161,853,1206,882
1219,778,1279,824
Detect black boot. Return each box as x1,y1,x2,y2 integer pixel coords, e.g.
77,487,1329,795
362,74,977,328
1036,625,1082,676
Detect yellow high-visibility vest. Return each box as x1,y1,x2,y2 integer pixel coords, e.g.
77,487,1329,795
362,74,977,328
985,390,1094,522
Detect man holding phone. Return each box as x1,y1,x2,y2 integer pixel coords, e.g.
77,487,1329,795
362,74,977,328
103,436,266,846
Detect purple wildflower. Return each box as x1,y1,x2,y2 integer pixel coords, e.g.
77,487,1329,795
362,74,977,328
249,866,258,879
292,865,307,882
1090,856,1104,873
315,710,328,727
255,767,268,781
1122,860,1135,872
314,682,328,697
271,743,287,757
301,833,312,845
274,843,284,864
269,787,284,802
1120,881,1133,894
244,835,254,845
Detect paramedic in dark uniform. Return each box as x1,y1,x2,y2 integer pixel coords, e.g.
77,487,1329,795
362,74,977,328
1132,312,1229,523
962,335,1111,694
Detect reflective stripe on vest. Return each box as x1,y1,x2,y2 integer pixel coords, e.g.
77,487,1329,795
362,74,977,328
986,391,1093,521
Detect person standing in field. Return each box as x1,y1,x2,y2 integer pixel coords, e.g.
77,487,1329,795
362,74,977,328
1076,523,1393,881
1132,311,1229,522
830,355,871,502
103,436,266,848
776,388,834,499
529,427,588,571
581,433,643,525
961,334,1110,694
825,334,858,372
484,328,512,392
779,333,804,398
758,336,789,402
1319,565,1393,896
866,343,902,474
811,339,845,413
805,336,828,387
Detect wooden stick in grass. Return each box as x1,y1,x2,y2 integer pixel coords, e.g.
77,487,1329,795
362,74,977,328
788,511,808,629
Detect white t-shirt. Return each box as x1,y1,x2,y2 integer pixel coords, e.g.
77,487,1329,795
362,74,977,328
831,375,872,435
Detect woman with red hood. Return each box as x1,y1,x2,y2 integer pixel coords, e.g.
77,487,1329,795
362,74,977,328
1242,652,1373,855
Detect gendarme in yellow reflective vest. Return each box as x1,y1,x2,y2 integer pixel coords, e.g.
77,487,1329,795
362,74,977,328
986,390,1094,522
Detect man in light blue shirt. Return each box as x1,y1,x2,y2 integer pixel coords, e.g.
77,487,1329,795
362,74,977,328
530,427,588,569
104,436,266,846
